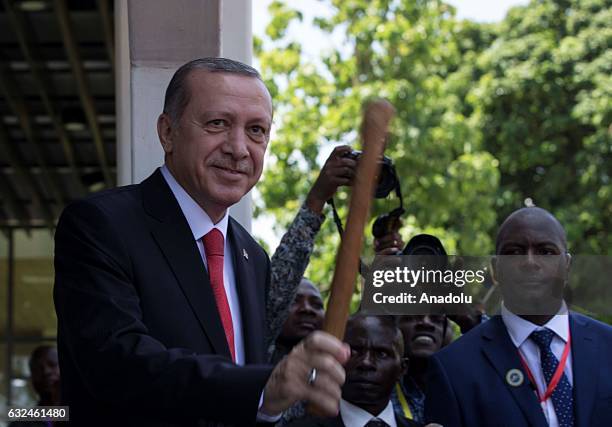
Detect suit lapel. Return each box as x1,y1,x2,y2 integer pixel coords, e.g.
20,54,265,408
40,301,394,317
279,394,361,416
141,169,232,359
228,218,266,364
481,316,548,427
570,313,598,427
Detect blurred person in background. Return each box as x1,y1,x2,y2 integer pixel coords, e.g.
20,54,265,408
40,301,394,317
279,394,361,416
29,345,60,408
9,345,60,427
393,315,447,424
270,278,325,364
270,279,326,426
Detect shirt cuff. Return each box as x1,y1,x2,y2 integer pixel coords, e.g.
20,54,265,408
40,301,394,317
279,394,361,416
256,390,283,423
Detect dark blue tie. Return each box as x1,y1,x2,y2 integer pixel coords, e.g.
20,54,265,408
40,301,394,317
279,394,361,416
365,420,389,427
530,328,574,427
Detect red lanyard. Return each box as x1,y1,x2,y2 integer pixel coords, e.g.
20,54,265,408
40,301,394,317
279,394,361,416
518,330,571,403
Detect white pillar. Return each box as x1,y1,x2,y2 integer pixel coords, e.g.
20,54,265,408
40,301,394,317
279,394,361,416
221,0,254,231
115,0,254,231
115,0,131,186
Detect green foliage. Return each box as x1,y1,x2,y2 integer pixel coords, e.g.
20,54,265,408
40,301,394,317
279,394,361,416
265,1,303,40
469,0,611,254
255,0,611,305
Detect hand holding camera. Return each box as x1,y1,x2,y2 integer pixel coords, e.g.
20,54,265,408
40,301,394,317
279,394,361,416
305,145,358,214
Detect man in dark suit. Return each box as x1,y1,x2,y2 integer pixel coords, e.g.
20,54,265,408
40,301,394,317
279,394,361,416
425,207,612,427
54,58,349,426
289,315,424,427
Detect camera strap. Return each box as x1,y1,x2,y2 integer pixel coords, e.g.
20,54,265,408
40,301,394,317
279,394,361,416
325,162,404,278
327,197,368,279
391,163,405,214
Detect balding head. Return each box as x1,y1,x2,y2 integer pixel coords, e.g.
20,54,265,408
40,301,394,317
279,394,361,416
496,207,567,254
493,207,571,317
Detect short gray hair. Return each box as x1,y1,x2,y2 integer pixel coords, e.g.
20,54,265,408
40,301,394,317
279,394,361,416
163,57,263,125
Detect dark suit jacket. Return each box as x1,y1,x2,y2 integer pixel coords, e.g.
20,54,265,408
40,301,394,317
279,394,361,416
54,169,273,426
287,410,421,427
425,313,612,427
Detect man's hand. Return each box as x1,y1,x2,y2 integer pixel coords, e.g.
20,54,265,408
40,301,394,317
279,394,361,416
261,331,350,417
374,219,404,255
305,145,357,214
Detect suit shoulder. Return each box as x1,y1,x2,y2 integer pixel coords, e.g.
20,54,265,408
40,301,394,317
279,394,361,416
572,312,612,337
60,184,141,221
434,318,491,362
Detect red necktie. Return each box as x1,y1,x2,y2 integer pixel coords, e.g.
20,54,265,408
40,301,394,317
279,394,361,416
202,228,235,361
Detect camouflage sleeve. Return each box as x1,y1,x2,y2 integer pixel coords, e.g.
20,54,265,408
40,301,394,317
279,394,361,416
265,203,325,353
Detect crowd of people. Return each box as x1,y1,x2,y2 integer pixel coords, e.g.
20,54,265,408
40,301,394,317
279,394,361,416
45,57,612,427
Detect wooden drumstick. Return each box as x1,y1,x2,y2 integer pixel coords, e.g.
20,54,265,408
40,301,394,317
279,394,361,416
323,99,395,339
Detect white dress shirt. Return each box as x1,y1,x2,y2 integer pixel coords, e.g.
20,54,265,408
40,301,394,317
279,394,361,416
340,399,397,427
161,165,245,365
501,303,573,427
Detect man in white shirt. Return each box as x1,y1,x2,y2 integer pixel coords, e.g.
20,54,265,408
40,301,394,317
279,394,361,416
54,57,349,426
500,302,572,426
425,207,612,427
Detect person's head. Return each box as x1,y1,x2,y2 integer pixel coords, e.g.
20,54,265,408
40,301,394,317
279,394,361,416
277,279,324,347
397,314,447,360
342,314,406,416
492,207,571,315
29,345,60,403
157,57,273,222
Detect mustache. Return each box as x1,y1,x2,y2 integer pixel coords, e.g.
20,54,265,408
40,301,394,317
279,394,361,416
209,158,252,174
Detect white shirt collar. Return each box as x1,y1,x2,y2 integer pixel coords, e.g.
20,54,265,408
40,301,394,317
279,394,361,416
340,399,397,427
160,165,229,241
501,302,569,348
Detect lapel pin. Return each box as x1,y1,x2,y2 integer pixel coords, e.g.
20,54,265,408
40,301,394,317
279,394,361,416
506,368,524,387
243,248,249,260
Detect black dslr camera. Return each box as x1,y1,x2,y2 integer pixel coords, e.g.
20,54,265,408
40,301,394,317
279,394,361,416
341,150,400,199
327,149,404,278
330,150,404,239
341,151,405,239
